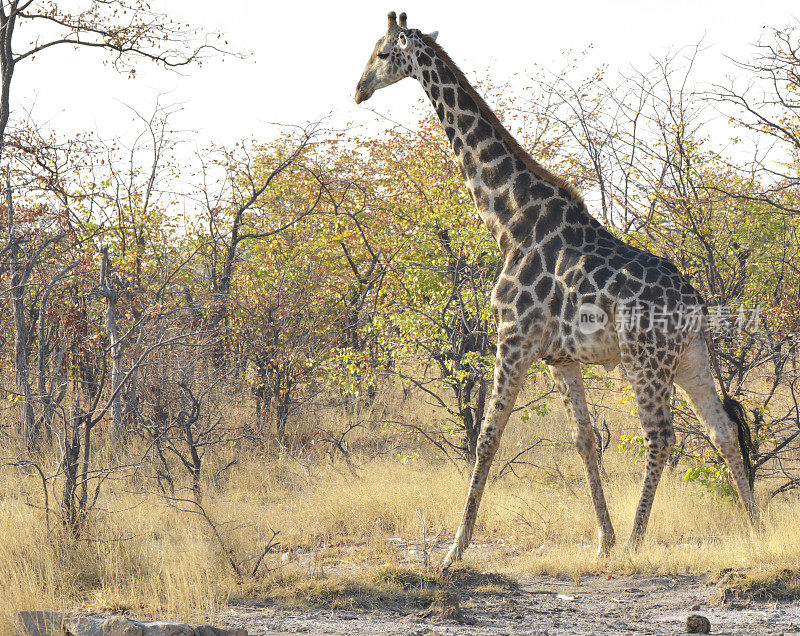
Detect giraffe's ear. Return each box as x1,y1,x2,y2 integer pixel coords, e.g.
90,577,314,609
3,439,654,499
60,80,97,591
427,31,439,42
397,32,409,49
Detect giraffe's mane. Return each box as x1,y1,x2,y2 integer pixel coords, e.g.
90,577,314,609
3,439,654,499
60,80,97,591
420,34,584,204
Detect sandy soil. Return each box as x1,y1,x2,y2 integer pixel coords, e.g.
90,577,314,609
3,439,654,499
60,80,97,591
221,572,800,635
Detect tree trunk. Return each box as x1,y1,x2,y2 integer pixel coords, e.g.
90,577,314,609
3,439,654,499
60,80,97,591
6,180,37,447
38,261,79,441
62,385,83,535
100,248,125,442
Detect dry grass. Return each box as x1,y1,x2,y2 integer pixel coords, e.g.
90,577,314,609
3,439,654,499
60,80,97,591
1,381,799,631
710,566,800,601
237,565,443,610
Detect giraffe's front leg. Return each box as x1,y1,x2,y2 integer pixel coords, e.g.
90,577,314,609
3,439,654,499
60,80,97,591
441,337,532,571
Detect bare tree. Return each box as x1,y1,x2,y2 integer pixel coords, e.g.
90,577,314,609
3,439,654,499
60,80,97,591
710,21,800,216
198,128,325,368
0,0,225,157
3,190,68,446
0,0,224,446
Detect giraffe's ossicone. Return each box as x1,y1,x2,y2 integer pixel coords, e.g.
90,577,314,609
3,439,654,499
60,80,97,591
355,11,758,570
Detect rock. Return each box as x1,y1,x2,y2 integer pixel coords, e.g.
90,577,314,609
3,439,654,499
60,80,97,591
690,603,701,611
139,621,194,636
194,625,248,636
687,614,711,633
16,611,65,636
63,616,105,636
101,615,143,636
55,614,244,636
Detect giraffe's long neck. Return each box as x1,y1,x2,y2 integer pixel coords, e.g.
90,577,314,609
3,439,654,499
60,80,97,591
411,38,587,255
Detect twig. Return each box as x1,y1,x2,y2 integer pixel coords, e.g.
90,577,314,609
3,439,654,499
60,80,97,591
417,505,429,568
252,530,281,577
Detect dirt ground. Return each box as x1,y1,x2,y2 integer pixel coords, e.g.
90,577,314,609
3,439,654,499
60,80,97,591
221,571,800,635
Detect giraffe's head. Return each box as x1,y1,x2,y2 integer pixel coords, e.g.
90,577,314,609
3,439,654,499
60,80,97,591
354,11,437,104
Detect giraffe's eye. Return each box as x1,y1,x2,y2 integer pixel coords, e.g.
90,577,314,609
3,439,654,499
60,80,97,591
377,52,389,59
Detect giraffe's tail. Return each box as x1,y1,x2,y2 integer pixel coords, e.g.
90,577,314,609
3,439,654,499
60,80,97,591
722,394,754,486
700,313,754,485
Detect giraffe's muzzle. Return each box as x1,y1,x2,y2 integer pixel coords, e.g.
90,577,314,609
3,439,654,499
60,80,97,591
354,73,376,104
354,85,373,104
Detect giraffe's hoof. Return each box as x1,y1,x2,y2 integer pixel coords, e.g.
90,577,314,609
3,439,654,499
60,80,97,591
606,535,642,564
440,553,456,572
440,545,460,572
597,533,616,558
620,538,642,555
597,537,616,559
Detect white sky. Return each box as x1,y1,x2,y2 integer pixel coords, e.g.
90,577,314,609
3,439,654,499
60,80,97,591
11,1,800,151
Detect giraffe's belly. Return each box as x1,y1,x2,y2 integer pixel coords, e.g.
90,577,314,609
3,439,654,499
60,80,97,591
536,313,621,370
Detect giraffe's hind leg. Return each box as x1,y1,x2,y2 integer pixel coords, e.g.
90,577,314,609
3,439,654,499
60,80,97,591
626,389,676,549
618,348,677,550
675,337,758,521
551,363,615,556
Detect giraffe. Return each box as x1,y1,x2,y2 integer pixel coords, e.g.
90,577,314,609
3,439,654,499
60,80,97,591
355,12,758,570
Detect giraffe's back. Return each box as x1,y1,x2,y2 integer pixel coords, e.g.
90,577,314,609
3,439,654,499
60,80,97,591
494,215,706,369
